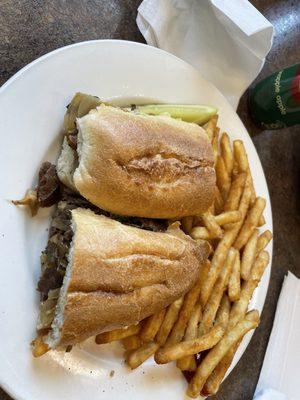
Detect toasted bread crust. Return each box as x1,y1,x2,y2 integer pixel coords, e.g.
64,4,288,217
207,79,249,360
72,105,215,219
58,209,210,346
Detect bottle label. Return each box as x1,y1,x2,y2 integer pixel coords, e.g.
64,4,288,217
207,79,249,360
249,63,300,129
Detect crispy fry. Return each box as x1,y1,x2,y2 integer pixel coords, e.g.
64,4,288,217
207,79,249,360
140,309,166,342
228,251,269,329
181,216,194,234
212,127,220,162
198,259,211,294
202,341,239,397
220,133,233,177
233,140,256,205
228,250,241,302
187,310,260,398
256,230,273,254
177,304,202,371
155,325,224,364
156,297,184,346
201,211,223,239
215,211,241,226
199,230,234,307
233,140,248,173
199,248,236,336
122,335,143,351
203,310,259,396
31,336,49,357
200,180,252,307
241,229,259,280
127,341,159,369
205,115,218,142
12,189,39,216
216,155,231,201
224,173,246,212
168,276,203,345
234,197,266,250
214,294,230,329
186,304,203,339
190,226,211,241
95,324,141,344
214,187,224,215
257,214,266,227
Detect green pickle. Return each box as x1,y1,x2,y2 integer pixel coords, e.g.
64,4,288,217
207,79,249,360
249,63,300,129
136,104,217,125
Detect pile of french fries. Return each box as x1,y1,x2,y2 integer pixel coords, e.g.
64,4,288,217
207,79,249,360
95,115,273,398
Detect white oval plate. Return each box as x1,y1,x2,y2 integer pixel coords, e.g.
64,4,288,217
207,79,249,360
0,40,272,400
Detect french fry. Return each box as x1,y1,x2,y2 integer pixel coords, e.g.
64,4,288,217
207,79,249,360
122,335,143,351
177,303,202,371
185,304,202,340
203,310,259,396
234,197,266,250
202,342,239,396
201,211,223,239
198,259,211,294
167,276,203,345
31,336,49,357
228,250,241,302
233,140,248,173
220,132,233,177
257,214,266,227
205,114,218,142
241,229,259,280
215,211,241,226
214,294,230,329
127,341,159,369
181,216,194,234
187,310,260,398
95,324,141,344
233,140,256,205
216,155,231,201
155,325,224,364
214,187,224,215
200,180,252,307
156,297,184,346
140,309,166,342
212,127,220,162
228,251,269,329
256,230,273,254
198,248,236,336
224,172,246,212
251,251,270,280
190,226,211,241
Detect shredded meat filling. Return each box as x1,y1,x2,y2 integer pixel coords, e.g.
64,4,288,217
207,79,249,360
37,162,61,207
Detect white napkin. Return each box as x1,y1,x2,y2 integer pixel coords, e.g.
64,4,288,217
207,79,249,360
254,272,300,400
137,0,273,109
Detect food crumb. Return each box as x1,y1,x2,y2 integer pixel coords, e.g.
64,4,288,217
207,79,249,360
110,370,115,378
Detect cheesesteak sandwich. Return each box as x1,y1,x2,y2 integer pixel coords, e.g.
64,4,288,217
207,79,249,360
13,93,215,355
58,95,216,219
36,196,210,350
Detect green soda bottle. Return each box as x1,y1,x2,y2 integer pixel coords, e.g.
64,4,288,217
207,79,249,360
249,63,300,129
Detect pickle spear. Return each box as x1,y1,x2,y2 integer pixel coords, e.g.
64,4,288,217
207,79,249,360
135,104,217,125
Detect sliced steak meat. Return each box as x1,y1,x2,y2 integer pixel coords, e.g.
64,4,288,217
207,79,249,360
37,162,61,207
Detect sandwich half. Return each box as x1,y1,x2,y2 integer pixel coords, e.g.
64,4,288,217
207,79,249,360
36,200,210,350
57,100,215,219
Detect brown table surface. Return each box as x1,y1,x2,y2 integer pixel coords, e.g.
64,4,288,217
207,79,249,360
1,1,299,399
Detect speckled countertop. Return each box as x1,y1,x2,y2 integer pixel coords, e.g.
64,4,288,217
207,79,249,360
0,1,299,399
